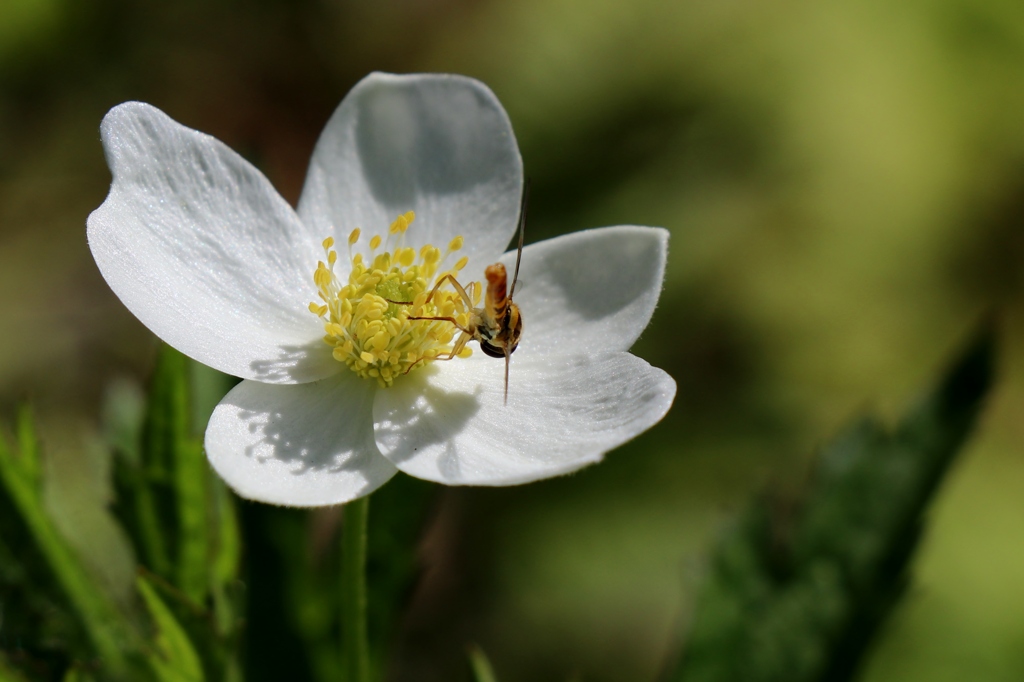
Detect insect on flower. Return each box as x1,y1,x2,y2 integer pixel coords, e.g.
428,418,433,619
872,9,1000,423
397,184,528,404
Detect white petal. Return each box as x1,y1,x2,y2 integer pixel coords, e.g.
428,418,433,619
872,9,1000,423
206,374,396,506
298,72,523,269
88,102,334,383
502,226,668,355
373,352,676,485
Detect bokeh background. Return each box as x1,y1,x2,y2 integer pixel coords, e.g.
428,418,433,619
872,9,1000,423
2,0,1024,680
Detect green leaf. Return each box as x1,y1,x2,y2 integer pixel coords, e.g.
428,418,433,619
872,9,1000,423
208,475,241,637
0,348,240,681
671,324,995,682
104,347,243,678
145,346,209,601
467,643,499,682
110,346,239,606
0,409,136,677
136,574,204,682
193,363,243,638
131,566,242,682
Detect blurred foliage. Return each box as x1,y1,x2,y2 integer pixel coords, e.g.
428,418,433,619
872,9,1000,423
672,325,994,682
0,406,137,679
0,346,243,681
467,644,499,682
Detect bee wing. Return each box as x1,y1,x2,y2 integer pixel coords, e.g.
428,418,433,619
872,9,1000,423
503,344,511,405
506,278,528,296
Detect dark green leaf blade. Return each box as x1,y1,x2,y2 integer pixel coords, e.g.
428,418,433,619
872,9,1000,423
109,346,222,603
136,575,204,682
671,324,995,682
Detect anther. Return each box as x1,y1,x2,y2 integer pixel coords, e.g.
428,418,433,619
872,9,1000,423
309,215,475,386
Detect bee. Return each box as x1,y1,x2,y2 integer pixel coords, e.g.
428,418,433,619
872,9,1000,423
403,184,527,404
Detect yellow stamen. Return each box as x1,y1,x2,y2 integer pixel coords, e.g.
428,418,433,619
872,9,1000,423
389,211,415,234
309,214,477,387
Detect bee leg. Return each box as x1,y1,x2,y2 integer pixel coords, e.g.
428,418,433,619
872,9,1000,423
407,315,473,335
423,274,476,308
402,331,470,374
401,356,427,375
445,330,472,360
387,276,476,310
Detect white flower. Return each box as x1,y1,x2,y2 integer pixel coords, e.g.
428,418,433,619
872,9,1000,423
87,72,676,507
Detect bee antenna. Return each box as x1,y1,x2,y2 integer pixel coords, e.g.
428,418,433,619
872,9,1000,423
510,179,528,299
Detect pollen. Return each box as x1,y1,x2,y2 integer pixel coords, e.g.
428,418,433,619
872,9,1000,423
309,213,476,387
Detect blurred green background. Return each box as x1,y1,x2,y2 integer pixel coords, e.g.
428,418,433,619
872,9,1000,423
1,0,1023,680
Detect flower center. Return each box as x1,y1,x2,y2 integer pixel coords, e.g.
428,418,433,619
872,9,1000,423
308,212,479,387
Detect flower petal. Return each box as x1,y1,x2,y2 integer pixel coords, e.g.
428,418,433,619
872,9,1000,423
373,352,676,485
87,102,334,383
502,226,669,355
298,72,523,269
206,373,396,506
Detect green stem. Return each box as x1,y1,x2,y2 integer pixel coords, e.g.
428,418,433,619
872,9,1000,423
341,496,371,682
